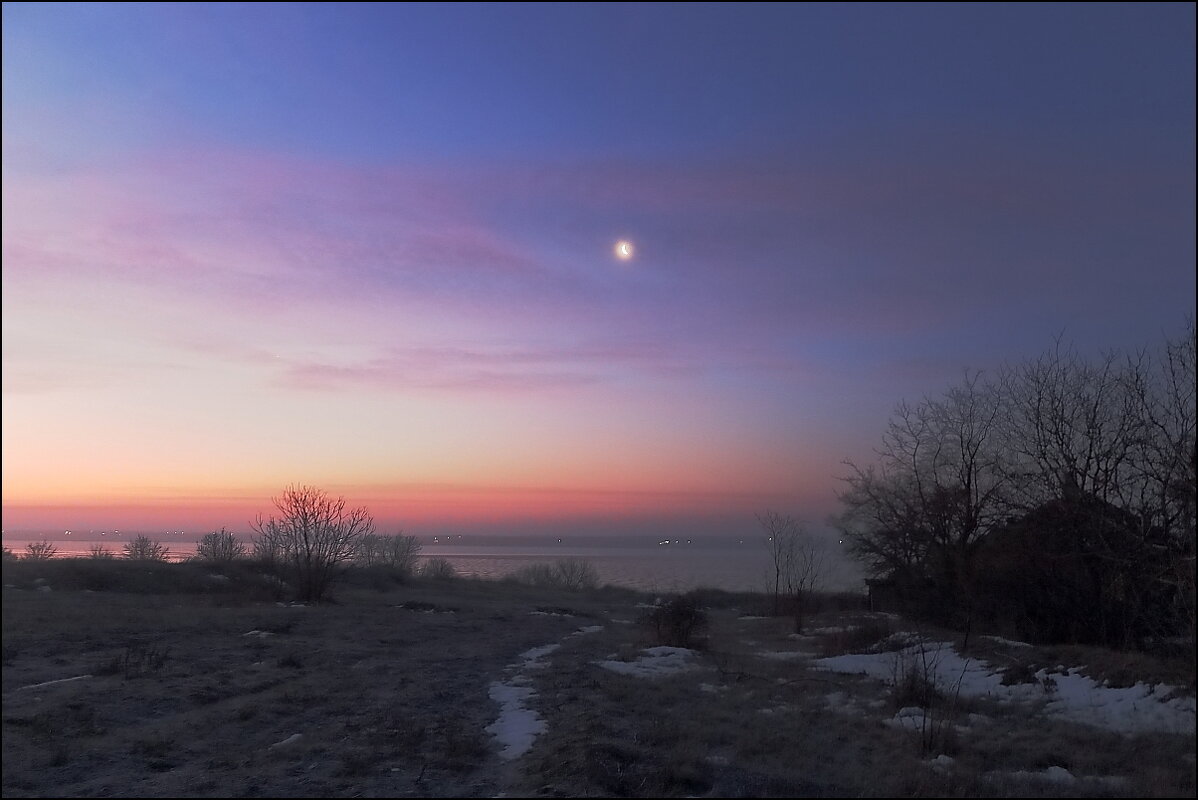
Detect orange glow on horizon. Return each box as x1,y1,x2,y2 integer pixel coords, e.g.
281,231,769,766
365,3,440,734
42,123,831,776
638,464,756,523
1,478,817,533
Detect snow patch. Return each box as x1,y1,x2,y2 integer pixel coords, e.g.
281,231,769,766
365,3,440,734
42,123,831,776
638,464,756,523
488,629,596,760
927,754,955,772
990,766,1077,785
813,642,1196,735
16,674,92,691
571,625,604,636
486,682,545,760
596,646,698,678
268,733,302,749
981,635,1031,648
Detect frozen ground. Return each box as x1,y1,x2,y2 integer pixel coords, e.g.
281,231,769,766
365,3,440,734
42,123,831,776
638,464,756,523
487,625,604,759
595,645,699,677
813,637,1195,735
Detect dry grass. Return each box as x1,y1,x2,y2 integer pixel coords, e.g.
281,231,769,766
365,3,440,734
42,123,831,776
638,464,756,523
2,559,1194,797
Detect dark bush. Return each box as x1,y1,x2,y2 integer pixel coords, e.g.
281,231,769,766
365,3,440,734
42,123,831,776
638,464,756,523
972,494,1181,649
639,593,709,649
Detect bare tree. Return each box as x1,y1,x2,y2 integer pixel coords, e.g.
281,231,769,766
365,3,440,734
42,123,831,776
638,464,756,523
1126,321,1196,649
997,340,1141,509
195,527,247,565
23,540,58,561
354,531,423,578
839,322,1195,651
251,485,374,601
836,462,933,581
995,326,1194,648
836,372,1007,633
757,511,827,633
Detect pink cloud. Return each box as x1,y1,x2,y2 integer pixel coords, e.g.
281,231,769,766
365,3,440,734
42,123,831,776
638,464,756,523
279,342,699,393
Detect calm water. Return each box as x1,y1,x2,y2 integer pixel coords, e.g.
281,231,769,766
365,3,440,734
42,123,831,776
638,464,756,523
2,532,863,593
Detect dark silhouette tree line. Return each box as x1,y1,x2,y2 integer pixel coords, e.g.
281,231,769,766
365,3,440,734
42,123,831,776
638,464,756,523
835,320,1195,653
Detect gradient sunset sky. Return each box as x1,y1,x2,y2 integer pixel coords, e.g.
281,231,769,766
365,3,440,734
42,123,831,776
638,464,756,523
3,3,1194,538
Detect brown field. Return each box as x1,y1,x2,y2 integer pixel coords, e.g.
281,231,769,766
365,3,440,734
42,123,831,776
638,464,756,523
2,559,1194,798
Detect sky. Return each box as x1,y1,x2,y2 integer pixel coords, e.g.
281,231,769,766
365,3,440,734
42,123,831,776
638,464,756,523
2,3,1195,540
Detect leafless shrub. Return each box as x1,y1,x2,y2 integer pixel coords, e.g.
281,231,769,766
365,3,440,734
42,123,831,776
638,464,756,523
23,540,58,561
122,535,169,561
891,645,945,710
87,543,114,559
510,558,599,591
250,484,374,601
96,641,171,679
553,557,600,590
420,557,457,580
251,531,282,566
889,641,965,756
354,531,422,576
758,511,828,632
640,593,708,649
194,527,246,565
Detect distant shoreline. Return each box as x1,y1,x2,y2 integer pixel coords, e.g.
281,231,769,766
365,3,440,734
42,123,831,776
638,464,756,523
2,533,864,593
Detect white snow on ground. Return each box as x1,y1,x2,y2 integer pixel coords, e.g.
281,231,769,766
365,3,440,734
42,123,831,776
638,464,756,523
487,625,603,760
486,682,545,760
870,631,926,651
1039,667,1196,734
813,642,1196,735
518,643,560,666
927,754,955,772
571,625,604,636
596,646,698,677
885,706,969,735
981,635,1031,648
987,766,1078,785
268,733,302,749
887,705,933,732
16,674,92,691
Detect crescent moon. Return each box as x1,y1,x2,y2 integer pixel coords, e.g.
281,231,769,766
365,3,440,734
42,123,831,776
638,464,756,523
615,240,634,260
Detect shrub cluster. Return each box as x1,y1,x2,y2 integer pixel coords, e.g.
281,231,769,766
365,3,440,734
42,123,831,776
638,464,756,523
353,532,422,577
420,558,457,580
639,593,708,649
194,528,246,565
509,558,599,591
122,535,169,561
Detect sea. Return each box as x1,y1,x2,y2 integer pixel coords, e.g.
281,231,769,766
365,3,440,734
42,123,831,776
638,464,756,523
1,531,864,594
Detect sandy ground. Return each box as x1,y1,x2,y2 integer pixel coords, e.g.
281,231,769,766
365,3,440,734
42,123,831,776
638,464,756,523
3,569,1195,798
